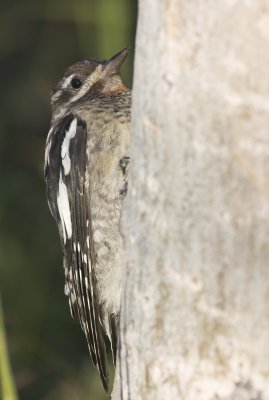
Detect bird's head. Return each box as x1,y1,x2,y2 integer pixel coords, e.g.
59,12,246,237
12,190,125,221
51,48,129,114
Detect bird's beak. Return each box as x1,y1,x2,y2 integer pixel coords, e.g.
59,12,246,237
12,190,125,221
103,47,130,76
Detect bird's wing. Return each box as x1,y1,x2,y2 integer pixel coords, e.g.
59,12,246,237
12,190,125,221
45,114,109,391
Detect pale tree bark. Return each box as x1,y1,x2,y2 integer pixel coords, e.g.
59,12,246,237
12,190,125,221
112,1,269,399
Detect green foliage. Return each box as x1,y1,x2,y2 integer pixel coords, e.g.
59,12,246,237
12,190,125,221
0,0,137,398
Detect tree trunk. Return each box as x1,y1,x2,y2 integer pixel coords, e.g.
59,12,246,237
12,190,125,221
113,1,269,399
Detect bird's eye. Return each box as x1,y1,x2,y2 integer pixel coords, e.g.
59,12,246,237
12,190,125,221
71,78,82,89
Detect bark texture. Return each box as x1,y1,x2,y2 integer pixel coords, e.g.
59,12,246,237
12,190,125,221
113,1,269,399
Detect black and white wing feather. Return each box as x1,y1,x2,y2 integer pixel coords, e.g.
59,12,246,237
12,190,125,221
45,115,109,391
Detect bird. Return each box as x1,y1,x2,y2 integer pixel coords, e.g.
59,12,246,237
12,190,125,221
44,48,131,391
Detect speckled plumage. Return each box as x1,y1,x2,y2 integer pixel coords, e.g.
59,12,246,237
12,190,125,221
44,49,131,391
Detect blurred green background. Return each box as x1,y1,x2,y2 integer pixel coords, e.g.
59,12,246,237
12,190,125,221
0,1,137,399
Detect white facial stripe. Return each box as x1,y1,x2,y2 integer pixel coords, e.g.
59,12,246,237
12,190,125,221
51,75,75,104
61,118,77,175
62,74,75,89
70,65,103,103
57,171,72,243
51,91,61,103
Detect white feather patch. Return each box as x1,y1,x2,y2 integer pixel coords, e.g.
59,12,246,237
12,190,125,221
45,127,53,166
64,283,70,295
57,171,72,243
61,118,77,175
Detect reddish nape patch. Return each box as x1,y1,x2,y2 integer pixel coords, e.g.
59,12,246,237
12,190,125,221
101,83,129,95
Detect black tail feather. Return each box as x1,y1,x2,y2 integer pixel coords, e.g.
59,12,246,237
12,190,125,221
109,313,119,367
